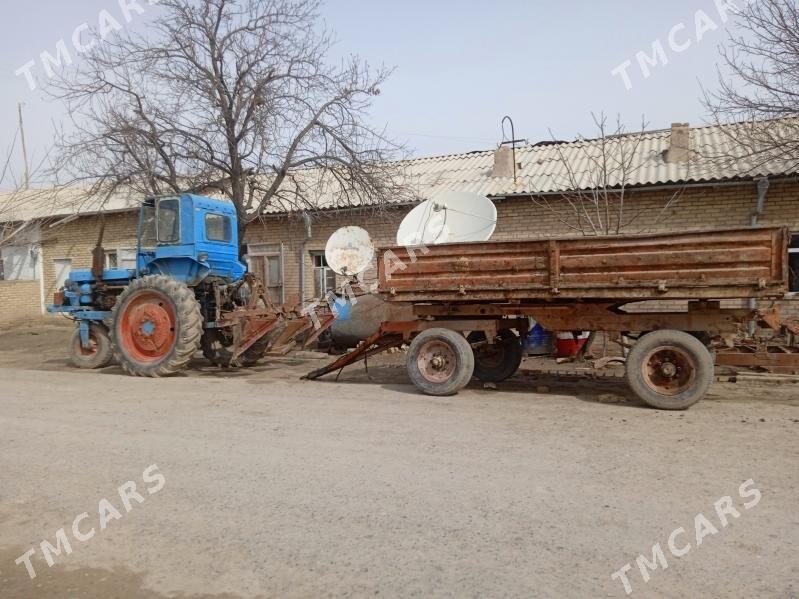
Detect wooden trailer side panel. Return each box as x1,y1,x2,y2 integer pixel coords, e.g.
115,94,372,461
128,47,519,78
378,227,790,302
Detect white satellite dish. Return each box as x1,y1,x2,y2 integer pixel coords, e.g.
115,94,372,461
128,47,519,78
325,226,375,276
396,191,497,246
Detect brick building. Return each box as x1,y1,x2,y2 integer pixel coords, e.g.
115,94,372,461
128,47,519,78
1,121,798,325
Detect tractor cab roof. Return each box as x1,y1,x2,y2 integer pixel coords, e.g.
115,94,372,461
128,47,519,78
142,194,237,215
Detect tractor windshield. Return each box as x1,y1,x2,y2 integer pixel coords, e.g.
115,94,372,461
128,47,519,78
156,197,180,244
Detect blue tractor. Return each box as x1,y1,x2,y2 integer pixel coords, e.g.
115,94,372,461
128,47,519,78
50,194,331,376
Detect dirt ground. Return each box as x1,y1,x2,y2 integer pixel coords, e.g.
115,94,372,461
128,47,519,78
0,320,797,598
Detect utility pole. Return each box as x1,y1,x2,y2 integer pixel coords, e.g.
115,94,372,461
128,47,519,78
18,103,29,189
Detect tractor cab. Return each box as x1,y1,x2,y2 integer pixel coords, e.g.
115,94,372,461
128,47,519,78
136,194,246,285
49,192,334,376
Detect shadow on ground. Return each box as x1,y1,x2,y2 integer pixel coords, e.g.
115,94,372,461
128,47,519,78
4,321,797,409
309,362,652,409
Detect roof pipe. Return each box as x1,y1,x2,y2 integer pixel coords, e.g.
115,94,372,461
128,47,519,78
749,177,770,331
299,211,312,306
751,177,770,226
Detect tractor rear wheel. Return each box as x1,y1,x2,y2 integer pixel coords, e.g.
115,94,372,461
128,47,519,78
70,323,113,369
110,275,203,377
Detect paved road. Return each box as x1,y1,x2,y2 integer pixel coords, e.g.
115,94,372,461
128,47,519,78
0,364,797,598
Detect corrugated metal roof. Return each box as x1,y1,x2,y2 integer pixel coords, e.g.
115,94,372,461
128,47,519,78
424,122,793,192
2,120,797,222
260,119,799,213
0,186,142,224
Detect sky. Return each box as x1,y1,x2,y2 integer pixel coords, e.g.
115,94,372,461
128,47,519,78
0,0,742,184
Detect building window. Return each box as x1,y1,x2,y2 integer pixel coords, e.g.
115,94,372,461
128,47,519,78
105,249,137,270
312,252,336,297
53,258,72,290
205,213,232,242
0,245,38,281
790,234,799,292
119,249,138,270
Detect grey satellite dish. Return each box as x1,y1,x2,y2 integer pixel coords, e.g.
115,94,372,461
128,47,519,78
396,191,497,246
325,226,375,276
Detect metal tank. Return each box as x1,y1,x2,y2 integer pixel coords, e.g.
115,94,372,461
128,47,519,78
331,294,414,348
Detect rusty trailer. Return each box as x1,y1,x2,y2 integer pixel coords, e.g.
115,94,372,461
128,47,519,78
378,226,789,302
306,226,798,410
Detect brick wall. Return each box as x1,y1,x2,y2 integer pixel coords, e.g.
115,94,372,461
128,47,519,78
40,212,139,305
0,280,43,324
246,180,799,310
244,207,406,303
7,179,798,321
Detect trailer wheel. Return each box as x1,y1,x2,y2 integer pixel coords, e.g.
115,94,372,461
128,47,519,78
626,330,714,410
110,275,203,377
467,330,523,382
201,328,273,367
407,328,474,396
70,323,113,369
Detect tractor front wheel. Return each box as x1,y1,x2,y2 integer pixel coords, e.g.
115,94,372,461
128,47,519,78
70,323,113,369
110,275,203,377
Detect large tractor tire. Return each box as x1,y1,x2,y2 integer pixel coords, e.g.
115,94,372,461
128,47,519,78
625,329,715,410
201,328,274,368
69,323,113,369
407,328,474,396
467,330,523,383
110,275,203,377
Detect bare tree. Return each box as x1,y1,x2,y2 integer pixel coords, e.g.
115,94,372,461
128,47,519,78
704,0,799,171
0,133,62,251
49,0,413,247
530,114,684,236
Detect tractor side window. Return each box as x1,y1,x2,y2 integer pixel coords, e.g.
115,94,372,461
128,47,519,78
157,197,180,243
140,204,157,247
205,213,232,242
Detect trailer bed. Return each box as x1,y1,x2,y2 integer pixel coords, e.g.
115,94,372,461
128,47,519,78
377,226,790,302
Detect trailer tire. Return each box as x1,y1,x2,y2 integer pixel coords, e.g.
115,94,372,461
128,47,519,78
467,330,523,382
111,275,203,377
626,330,714,410
70,323,113,369
201,328,273,368
407,328,474,396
